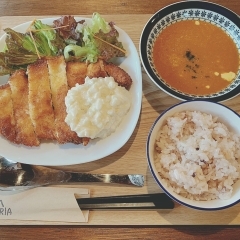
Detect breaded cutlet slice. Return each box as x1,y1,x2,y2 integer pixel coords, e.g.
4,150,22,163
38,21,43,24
47,56,84,144
87,59,132,90
66,61,88,88
87,59,108,78
104,61,133,90
0,84,17,143
27,60,56,140
9,70,40,146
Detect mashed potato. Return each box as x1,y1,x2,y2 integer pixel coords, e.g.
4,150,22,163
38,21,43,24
65,76,131,139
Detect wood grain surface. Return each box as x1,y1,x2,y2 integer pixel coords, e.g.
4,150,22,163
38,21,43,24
1,0,238,16
1,226,240,240
1,0,240,239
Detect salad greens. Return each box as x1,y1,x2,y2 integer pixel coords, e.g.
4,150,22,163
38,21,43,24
33,20,66,55
59,13,126,63
0,13,126,76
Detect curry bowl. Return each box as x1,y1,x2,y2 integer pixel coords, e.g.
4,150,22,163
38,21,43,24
140,1,240,102
146,100,240,210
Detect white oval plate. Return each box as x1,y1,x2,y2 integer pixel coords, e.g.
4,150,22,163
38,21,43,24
0,17,142,166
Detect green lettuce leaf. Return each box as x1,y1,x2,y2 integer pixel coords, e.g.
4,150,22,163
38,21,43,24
4,28,34,54
91,12,111,34
33,20,65,55
0,53,13,75
0,28,39,75
64,44,99,62
0,21,66,75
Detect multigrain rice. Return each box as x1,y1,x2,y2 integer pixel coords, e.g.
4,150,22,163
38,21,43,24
154,110,240,200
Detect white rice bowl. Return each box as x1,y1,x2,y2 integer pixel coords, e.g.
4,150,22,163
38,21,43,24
147,100,240,210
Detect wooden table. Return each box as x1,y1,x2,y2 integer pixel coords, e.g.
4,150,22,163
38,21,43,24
1,0,240,239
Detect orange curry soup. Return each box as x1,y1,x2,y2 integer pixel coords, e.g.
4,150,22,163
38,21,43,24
152,20,240,95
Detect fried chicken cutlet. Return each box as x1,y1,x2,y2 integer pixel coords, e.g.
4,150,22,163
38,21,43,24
103,61,132,90
9,70,40,146
87,59,108,78
66,61,88,88
47,56,85,144
0,84,17,143
27,60,56,140
74,59,132,90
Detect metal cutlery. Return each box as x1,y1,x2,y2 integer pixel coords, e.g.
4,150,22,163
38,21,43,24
0,156,144,191
77,193,174,210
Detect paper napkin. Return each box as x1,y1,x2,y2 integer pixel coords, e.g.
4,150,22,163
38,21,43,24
0,186,90,223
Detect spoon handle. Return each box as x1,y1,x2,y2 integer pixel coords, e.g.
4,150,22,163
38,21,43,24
67,173,144,187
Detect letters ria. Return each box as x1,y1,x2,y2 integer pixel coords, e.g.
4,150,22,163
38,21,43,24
0,200,12,216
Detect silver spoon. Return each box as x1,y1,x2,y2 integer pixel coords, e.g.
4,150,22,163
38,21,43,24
0,156,144,191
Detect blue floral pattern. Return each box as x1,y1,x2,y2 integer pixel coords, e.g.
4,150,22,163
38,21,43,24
146,8,240,99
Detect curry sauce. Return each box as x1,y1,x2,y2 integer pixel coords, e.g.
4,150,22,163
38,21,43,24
152,20,239,95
